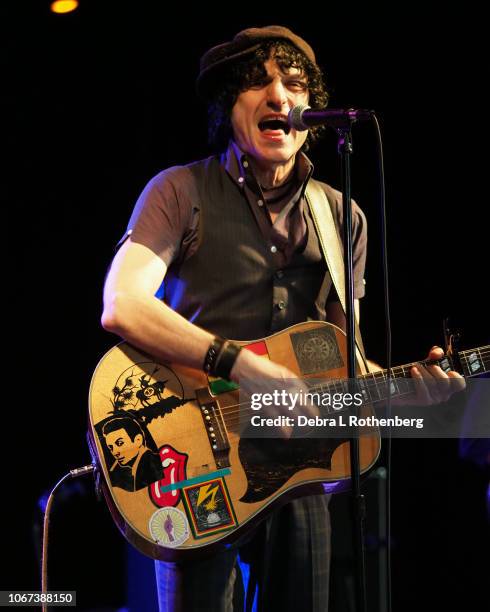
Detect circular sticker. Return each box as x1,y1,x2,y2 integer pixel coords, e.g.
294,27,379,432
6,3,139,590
149,507,189,548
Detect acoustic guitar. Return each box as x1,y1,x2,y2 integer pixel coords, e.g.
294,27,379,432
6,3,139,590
87,320,488,560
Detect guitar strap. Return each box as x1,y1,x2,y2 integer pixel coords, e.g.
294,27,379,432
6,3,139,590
305,180,369,374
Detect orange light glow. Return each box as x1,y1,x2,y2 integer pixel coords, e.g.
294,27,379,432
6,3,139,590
50,0,79,14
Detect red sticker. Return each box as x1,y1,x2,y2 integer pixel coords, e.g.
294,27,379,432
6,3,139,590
149,445,188,508
245,341,269,357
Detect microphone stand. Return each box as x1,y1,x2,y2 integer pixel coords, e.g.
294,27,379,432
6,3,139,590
336,122,368,612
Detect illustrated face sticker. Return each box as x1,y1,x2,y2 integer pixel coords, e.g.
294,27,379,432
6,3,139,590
149,507,190,548
150,445,188,508
105,428,143,466
94,359,193,495
182,478,237,538
99,415,164,492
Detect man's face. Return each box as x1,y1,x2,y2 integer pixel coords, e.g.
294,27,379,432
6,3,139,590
105,428,143,465
230,57,309,166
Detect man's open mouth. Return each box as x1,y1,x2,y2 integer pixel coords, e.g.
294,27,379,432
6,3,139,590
258,118,291,135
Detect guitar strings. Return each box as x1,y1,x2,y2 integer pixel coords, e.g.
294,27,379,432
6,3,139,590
147,347,489,437
219,366,487,428
200,372,476,427
140,348,489,431
202,346,490,425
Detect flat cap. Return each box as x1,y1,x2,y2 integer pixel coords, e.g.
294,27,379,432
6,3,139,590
196,25,317,100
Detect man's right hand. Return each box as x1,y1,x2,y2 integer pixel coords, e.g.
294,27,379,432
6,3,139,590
230,348,317,438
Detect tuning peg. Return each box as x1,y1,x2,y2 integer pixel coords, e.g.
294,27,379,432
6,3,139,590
443,318,463,373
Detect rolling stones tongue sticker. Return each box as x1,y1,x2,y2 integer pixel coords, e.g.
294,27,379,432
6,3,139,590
149,445,188,508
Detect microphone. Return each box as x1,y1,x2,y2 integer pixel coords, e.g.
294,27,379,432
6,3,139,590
288,104,374,131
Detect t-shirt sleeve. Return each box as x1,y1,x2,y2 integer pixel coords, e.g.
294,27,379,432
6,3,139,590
117,166,196,266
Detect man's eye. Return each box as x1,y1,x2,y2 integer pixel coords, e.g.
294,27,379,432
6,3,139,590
289,81,308,90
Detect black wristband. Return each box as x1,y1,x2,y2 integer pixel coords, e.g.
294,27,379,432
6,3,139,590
214,341,242,381
203,336,225,375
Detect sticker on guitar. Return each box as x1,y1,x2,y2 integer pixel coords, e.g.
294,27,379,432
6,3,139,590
149,507,190,548
182,477,238,538
95,361,193,495
109,362,191,417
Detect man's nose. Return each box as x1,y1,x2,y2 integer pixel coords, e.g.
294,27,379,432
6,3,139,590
266,78,288,108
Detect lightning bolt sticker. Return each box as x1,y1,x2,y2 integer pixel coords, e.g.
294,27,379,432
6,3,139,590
182,477,238,538
196,483,220,511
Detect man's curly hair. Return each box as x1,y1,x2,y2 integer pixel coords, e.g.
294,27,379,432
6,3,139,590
207,40,329,152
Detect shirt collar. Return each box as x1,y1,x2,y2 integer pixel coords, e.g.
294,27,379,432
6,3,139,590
221,140,314,191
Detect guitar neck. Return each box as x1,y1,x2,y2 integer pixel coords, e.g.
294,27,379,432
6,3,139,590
309,345,490,406
362,345,489,403
378,345,489,380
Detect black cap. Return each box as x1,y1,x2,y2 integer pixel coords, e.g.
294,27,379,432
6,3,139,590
196,25,317,100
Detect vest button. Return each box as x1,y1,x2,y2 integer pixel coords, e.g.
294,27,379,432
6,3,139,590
277,300,286,310
257,199,264,207
270,245,277,253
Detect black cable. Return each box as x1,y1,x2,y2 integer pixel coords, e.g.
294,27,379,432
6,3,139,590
371,112,392,612
41,464,95,612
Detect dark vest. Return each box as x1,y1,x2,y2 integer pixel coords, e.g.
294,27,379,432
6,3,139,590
163,157,332,341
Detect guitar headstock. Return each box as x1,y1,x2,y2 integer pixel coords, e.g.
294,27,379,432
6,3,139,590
443,318,463,374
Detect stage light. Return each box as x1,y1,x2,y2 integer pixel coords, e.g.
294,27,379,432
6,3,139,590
50,0,79,14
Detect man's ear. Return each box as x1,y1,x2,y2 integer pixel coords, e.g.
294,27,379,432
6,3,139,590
134,433,144,447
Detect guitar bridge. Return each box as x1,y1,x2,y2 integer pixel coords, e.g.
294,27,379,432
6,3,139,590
195,388,231,468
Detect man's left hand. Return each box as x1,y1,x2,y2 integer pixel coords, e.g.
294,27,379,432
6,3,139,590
410,346,466,405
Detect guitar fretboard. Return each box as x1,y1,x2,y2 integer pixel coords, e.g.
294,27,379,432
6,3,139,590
307,345,490,408
458,346,490,378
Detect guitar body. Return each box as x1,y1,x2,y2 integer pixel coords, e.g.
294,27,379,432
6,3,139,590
88,321,380,561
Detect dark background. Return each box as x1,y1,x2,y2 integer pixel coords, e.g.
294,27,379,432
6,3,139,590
4,1,489,610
